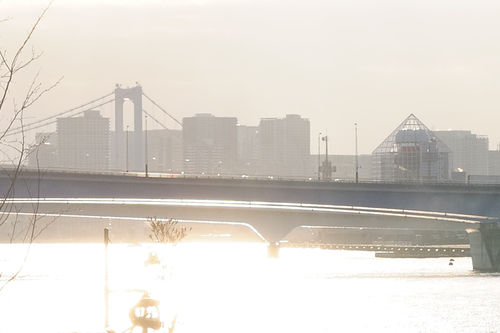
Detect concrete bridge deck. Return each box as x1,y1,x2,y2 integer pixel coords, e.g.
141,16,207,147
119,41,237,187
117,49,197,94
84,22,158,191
3,169,500,218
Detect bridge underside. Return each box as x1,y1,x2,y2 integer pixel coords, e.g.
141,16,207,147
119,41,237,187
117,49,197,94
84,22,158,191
4,198,500,271
3,199,478,243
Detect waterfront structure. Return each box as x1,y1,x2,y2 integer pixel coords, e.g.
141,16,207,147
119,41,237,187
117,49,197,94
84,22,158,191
57,110,110,171
372,114,449,182
434,130,489,176
182,113,237,175
258,114,310,178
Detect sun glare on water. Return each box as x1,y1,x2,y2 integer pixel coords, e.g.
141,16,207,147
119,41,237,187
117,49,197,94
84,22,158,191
1,242,499,333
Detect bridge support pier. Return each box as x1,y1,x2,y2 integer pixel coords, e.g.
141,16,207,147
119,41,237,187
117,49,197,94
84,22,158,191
267,242,280,258
467,223,500,272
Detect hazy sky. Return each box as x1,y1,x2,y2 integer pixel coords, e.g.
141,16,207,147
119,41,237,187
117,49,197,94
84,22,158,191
2,0,500,154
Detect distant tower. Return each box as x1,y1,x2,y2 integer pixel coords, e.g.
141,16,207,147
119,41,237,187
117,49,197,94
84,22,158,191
114,85,143,171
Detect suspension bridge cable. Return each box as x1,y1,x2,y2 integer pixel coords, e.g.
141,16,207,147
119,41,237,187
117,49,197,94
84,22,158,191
6,98,115,137
142,108,183,144
142,109,182,145
7,92,114,135
141,92,183,128
6,99,114,136
142,109,168,130
5,98,115,138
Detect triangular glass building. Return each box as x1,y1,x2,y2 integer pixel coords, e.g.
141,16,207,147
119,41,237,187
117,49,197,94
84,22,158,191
372,114,450,182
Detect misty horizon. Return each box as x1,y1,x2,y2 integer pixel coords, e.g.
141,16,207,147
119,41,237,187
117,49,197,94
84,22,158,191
2,0,500,155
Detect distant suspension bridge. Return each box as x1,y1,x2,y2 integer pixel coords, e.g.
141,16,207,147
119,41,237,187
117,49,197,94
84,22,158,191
5,84,182,171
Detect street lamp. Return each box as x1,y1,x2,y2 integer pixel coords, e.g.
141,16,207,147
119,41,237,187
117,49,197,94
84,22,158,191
145,115,148,177
317,132,322,180
355,123,359,183
126,125,129,172
321,134,333,181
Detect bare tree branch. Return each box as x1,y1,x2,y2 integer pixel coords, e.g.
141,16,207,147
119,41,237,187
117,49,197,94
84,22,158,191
0,1,57,291
148,217,191,245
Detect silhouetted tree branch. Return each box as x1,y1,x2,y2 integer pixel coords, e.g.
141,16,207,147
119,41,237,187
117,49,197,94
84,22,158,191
0,1,60,292
148,217,191,245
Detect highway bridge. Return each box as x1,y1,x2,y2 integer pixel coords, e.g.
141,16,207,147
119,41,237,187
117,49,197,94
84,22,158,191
4,169,500,215
1,169,500,271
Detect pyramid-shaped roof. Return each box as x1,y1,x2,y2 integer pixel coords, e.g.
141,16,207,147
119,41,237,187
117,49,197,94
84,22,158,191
373,114,450,154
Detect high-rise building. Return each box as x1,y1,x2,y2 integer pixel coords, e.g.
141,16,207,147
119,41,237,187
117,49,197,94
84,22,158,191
182,113,237,175
434,130,489,176
57,110,110,171
237,125,259,176
372,114,449,182
258,114,310,178
146,129,183,173
488,150,500,176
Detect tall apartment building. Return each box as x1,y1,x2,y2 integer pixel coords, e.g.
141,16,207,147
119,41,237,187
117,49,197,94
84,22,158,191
57,110,110,171
182,113,237,175
237,125,259,176
488,150,500,176
434,130,489,176
258,114,310,178
146,129,183,172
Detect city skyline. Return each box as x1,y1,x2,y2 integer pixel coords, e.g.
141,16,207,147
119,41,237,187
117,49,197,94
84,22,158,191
17,96,500,162
26,107,500,183
3,2,500,332
2,0,500,154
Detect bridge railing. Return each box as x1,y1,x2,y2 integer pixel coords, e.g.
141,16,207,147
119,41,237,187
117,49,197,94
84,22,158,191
9,165,500,189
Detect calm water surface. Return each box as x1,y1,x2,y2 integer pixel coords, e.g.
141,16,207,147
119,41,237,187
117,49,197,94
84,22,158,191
1,243,499,333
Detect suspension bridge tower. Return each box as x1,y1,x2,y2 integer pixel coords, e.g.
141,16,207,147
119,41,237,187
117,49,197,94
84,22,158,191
114,84,144,171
